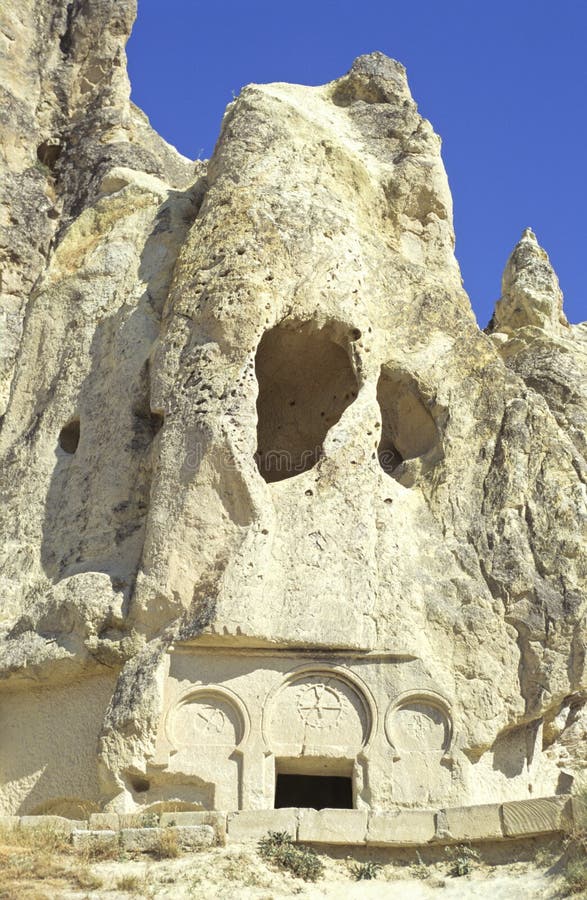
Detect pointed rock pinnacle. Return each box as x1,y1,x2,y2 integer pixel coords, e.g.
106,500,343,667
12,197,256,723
489,229,567,334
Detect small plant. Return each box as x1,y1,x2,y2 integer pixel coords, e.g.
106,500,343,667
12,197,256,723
116,873,150,894
562,788,587,895
141,812,159,828
350,860,381,880
258,830,324,882
412,850,431,879
75,866,103,890
445,843,480,877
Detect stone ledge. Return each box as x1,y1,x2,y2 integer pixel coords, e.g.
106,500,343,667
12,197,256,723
227,808,298,843
20,816,87,833
298,809,368,845
440,803,503,843
159,810,227,843
367,809,436,845
89,813,120,831
2,796,579,847
120,824,214,852
501,797,571,837
72,829,118,851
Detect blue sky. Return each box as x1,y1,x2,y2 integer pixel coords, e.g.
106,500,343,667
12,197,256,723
127,0,586,327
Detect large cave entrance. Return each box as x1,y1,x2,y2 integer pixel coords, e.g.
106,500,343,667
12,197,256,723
254,322,358,483
274,773,353,810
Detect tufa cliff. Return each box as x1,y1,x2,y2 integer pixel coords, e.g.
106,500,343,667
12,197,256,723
0,0,585,821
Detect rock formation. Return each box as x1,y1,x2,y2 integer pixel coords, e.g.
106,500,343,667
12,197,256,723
0,0,585,821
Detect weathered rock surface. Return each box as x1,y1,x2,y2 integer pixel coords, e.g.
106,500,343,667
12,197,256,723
0,2,585,820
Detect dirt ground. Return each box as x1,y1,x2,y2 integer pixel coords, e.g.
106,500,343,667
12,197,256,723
1,830,573,900
75,848,566,899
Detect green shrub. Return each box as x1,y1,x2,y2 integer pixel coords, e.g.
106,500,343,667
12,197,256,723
564,857,587,895
258,830,324,882
445,844,480,877
140,812,159,828
350,860,381,880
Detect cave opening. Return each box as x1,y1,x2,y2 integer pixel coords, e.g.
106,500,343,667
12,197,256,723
376,369,438,476
254,322,358,483
58,418,80,454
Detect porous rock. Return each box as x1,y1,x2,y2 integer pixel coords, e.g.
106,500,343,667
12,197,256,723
0,2,585,826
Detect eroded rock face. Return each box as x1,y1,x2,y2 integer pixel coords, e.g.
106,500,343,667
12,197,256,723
0,7,585,818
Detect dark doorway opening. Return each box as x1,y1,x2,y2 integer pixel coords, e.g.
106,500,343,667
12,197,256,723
275,774,353,810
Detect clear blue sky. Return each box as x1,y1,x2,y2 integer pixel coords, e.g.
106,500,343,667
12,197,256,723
127,0,586,328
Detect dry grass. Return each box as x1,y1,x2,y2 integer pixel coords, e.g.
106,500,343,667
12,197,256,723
0,825,105,899
561,790,587,896
116,872,152,894
148,828,181,860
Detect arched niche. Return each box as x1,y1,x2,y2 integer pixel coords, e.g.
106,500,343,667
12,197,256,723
165,687,249,752
263,665,375,757
254,322,358,483
385,691,453,758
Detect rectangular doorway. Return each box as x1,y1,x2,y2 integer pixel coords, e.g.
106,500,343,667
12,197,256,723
274,772,353,810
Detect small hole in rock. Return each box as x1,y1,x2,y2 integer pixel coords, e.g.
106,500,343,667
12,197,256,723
131,777,150,793
37,141,62,169
58,418,80,454
150,412,164,435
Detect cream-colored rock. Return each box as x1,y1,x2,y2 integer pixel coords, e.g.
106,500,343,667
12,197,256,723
367,809,436,845
227,809,298,842
442,803,503,842
501,797,570,837
0,0,585,834
72,829,118,851
298,809,368,844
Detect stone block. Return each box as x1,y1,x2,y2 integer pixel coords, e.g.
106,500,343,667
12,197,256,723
170,825,215,849
298,809,368,845
20,816,86,833
89,813,120,831
227,809,298,842
569,794,587,830
367,809,436,845
0,816,20,830
501,797,570,837
119,813,159,829
120,827,163,852
71,829,119,852
159,811,227,843
443,803,503,842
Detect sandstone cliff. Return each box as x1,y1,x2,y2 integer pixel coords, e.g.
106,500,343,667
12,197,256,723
0,0,585,818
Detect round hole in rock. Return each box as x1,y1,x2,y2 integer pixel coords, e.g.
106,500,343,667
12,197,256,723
58,418,80,454
254,322,358,483
376,369,438,477
37,140,62,169
131,777,150,793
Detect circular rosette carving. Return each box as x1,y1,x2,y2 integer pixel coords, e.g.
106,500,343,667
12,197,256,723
385,692,452,756
265,668,373,756
166,688,246,750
